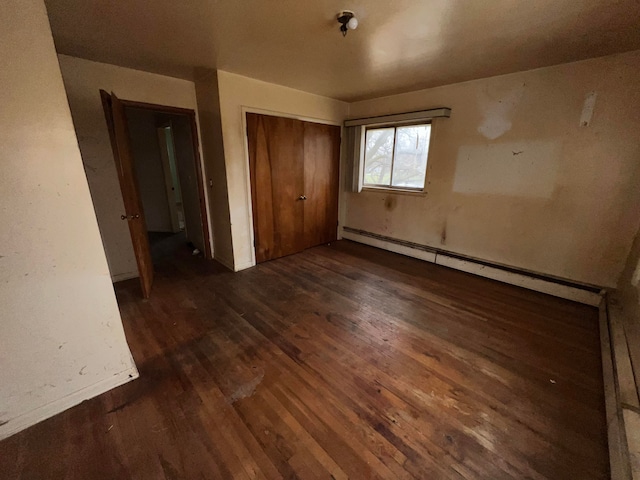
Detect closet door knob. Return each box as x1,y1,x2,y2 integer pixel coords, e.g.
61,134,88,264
298,195,307,200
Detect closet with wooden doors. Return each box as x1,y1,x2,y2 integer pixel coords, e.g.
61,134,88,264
246,113,341,263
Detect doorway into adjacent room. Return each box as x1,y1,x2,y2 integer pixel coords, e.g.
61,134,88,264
101,92,211,298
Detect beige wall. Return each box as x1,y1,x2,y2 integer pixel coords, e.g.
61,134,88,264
58,55,209,281
171,115,206,253
0,0,137,439
194,70,235,268
216,71,349,270
344,51,640,287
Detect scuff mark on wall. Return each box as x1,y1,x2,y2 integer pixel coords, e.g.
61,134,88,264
477,83,525,140
440,221,447,245
384,196,397,211
579,91,597,127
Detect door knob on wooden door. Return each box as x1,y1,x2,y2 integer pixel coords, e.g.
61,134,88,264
120,214,140,220
298,195,307,200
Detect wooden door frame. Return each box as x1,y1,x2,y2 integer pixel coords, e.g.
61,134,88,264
241,107,343,267
116,99,212,260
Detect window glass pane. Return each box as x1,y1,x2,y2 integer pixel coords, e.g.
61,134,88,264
391,124,431,189
363,127,395,186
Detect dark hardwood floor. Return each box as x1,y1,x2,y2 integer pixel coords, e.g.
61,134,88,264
0,241,608,479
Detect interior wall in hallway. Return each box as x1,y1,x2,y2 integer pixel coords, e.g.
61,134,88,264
125,107,173,233
0,0,138,439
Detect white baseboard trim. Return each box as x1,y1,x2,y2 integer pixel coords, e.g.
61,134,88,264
111,271,139,283
342,230,436,263
436,255,602,306
342,230,602,306
0,365,139,440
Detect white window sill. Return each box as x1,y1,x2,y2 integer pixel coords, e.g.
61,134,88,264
361,186,427,196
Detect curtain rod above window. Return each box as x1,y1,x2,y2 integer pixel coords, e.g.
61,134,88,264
344,108,451,127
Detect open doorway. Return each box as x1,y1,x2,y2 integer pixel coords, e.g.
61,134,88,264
125,106,207,262
101,92,210,298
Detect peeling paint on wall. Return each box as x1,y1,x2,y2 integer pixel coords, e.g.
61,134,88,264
477,83,525,140
579,91,597,127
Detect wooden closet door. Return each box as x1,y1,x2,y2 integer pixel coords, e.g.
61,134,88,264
303,121,341,248
247,113,305,263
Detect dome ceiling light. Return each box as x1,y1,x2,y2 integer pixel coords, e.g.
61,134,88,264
337,10,358,37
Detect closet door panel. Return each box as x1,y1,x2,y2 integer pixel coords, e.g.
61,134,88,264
247,113,305,263
303,122,341,248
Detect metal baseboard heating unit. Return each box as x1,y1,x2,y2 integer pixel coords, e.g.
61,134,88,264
341,226,603,306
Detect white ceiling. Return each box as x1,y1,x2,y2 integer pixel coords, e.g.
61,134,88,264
44,0,640,101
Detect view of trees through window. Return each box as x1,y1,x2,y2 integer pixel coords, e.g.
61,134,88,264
363,124,431,189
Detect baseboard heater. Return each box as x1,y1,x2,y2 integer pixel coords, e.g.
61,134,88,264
341,226,603,305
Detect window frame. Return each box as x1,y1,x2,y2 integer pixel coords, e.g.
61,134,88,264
361,120,432,194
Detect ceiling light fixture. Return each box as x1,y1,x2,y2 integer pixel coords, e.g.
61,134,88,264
337,10,358,37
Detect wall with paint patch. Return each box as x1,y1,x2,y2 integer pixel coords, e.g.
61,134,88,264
343,51,640,287
125,107,174,233
0,0,138,439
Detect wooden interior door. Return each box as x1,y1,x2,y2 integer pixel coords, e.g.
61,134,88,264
303,121,341,248
100,90,154,298
247,113,305,263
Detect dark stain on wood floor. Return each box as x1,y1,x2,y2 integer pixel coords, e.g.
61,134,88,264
0,240,609,479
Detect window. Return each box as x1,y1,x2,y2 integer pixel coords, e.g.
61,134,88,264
362,123,431,190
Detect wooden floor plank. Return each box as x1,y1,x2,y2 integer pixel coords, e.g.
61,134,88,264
0,240,608,479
